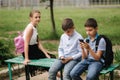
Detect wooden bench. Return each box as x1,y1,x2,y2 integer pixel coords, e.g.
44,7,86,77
5,56,120,80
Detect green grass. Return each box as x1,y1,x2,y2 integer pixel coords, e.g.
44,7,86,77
42,40,59,51
0,7,120,51
114,49,120,63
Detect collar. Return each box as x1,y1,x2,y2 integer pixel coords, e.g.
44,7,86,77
87,33,99,42
67,30,76,40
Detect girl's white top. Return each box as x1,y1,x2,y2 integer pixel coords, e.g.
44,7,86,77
23,23,38,45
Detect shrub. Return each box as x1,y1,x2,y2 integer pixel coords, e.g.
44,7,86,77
114,49,120,64
0,40,14,65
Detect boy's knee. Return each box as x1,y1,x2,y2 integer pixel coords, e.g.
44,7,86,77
49,67,55,74
49,66,59,75
70,71,76,78
63,72,70,79
86,75,96,80
86,76,93,80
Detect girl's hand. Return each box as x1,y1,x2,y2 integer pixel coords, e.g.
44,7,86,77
46,54,51,58
23,59,30,65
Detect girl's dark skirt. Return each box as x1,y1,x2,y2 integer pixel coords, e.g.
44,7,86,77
27,44,46,59
22,44,47,77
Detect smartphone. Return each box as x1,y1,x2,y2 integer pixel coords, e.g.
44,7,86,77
86,39,89,43
59,57,65,60
79,39,84,43
61,58,65,60
60,58,65,60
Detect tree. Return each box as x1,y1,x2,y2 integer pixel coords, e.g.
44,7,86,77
41,0,57,36
50,0,56,34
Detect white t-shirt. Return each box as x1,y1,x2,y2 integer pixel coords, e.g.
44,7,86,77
23,23,38,45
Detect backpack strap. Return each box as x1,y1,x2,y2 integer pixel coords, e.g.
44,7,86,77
95,35,102,52
95,35,106,65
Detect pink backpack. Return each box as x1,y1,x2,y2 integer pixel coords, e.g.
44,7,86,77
14,32,24,54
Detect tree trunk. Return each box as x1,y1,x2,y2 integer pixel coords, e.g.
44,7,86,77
50,0,56,34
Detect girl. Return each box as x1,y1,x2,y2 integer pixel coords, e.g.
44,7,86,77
23,10,51,76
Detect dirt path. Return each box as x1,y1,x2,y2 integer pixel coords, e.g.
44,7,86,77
16,71,86,80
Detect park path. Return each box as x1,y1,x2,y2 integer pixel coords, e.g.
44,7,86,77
16,71,50,80
16,71,86,80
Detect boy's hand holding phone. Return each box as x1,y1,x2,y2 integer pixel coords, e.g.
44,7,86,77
79,39,84,43
79,39,90,50
79,39,85,49
60,56,65,60
79,39,89,43
60,57,72,64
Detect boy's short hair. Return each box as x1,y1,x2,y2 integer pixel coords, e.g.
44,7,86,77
84,18,98,28
62,18,74,31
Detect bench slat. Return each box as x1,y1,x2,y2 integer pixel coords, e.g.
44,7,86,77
5,56,56,68
5,56,120,80
100,64,120,74
5,56,120,71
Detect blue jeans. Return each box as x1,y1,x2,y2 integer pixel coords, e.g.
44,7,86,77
70,59,103,80
48,59,79,80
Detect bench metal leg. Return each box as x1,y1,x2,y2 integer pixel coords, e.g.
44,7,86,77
60,70,63,80
103,74,106,80
8,63,12,80
110,71,114,80
17,64,21,77
25,65,30,80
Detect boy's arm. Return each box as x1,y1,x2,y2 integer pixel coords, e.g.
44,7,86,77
87,48,103,60
71,41,82,60
58,48,64,58
81,48,88,59
72,52,82,59
85,38,106,60
58,37,64,58
80,42,89,59
71,37,84,60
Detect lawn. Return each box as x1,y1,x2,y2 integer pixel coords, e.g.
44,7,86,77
0,7,120,79
0,7,120,51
